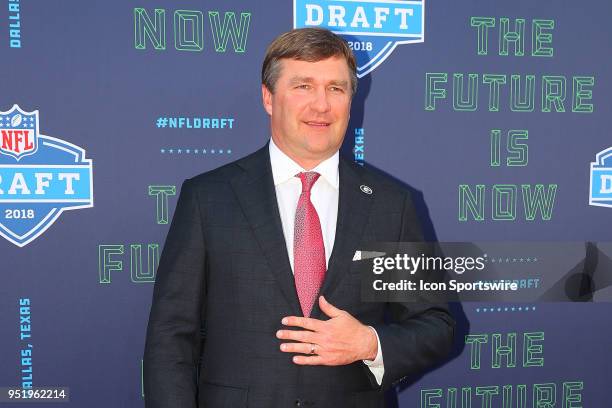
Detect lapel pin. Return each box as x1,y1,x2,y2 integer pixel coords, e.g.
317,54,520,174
360,185,373,195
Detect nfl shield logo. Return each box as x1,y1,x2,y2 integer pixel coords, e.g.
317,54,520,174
294,0,425,78
0,104,93,247
0,104,39,160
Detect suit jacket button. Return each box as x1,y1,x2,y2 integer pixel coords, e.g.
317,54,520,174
295,399,302,406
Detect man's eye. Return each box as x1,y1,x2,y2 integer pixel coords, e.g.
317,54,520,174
329,86,344,92
296,84,310,89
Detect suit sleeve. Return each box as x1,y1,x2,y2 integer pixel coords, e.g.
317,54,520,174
143,179,206,408
371,190,455,391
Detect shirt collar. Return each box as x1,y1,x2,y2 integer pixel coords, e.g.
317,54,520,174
269,137,339,189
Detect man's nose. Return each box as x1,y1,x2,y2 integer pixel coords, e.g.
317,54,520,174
309,88,331,113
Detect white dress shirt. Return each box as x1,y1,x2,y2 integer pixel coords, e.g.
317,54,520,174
268,138,384,386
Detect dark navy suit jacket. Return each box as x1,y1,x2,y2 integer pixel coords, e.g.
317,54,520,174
143,144,455,407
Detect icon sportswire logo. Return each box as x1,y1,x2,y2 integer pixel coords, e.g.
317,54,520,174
590,147,612,208
0,105,93,247
294,0,425,78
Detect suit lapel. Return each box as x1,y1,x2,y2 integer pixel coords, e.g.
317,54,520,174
231,147,375,319
230,145,302,316
311,156,374,319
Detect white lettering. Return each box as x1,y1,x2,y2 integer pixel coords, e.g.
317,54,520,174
373,7,389,29
409,256,420,273
305,4,323,25
328,5,346,27
58,173,80,195
394,8,414,30
600,175,612,194
8,173,30,195
35,173,53,195
350,7,370,28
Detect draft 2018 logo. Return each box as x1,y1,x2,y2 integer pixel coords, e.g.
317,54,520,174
0,105,93,247
294,0,425,78
590,147,612,208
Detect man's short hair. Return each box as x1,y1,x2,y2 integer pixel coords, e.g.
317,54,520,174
262,28,358,95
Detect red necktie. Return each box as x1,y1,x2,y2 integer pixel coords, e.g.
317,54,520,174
293,171,326,317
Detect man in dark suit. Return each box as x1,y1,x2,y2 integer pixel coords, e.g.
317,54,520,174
144,28,455,408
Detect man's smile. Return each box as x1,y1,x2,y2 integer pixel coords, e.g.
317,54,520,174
304,121,331,127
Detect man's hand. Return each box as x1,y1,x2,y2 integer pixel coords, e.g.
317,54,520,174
277,296,378,365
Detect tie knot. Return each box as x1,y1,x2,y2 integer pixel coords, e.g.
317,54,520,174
296,171,320,193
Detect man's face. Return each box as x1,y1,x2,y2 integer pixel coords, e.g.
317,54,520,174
262,56,352,168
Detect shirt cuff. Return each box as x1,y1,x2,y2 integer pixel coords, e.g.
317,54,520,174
362,326,384,386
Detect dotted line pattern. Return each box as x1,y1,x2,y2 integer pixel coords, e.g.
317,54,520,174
483,255,539,263
160,148,232,155
476,306,537,313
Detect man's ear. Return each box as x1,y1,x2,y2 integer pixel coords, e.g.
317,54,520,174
262,84,273,116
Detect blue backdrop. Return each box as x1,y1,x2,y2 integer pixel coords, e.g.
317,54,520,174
1,0,610,406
